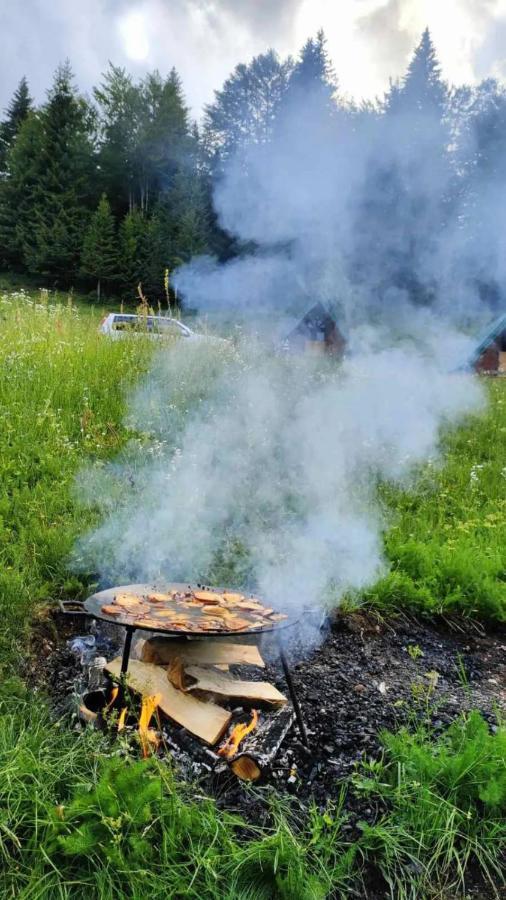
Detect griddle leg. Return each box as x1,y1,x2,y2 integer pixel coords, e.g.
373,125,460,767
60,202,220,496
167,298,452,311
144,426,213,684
120,626,135,675
278,640,309,748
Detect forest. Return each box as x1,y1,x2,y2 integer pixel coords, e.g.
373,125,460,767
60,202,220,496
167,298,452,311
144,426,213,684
1,28,505,308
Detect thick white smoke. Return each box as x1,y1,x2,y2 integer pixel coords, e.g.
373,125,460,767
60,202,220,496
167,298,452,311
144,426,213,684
74,63,485,635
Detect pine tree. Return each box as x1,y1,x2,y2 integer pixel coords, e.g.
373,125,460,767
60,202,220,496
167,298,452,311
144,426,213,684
23,62,96,282
117,208,151,298
94,64,142,217
276,29,338,132
0,111,42,268
388,27,447,118
351,29,451,305
81,194,117,300
0,77,32,175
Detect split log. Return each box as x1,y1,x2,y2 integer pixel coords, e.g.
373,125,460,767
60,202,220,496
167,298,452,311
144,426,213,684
106,657,231,745
185,666,287,706
228,706,295,781
141,637,265,668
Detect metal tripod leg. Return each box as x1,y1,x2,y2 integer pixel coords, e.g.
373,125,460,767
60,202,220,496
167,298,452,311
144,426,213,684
120,626,135,675
277,637,309,748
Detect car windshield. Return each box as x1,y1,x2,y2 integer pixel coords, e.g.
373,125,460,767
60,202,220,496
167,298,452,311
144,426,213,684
112,316,187,336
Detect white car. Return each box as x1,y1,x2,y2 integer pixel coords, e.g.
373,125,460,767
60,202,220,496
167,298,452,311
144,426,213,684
99,313,217,342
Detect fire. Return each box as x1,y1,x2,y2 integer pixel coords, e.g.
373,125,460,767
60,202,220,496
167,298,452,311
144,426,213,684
138,693,161,758
104,685,119,713
117,707,128,732
218,709,259,759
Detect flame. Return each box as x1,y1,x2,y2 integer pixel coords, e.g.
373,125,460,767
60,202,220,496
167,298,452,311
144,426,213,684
138,694,161,758
117,707,128,732
218,710,259,759
104,685,119,714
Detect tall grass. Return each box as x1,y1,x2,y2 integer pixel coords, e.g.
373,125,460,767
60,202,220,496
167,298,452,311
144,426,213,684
0,289,153,671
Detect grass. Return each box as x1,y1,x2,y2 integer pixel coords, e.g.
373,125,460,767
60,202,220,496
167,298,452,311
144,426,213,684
0,285,505,897
354,710,506,898
0,287,153,672
361,378,506,622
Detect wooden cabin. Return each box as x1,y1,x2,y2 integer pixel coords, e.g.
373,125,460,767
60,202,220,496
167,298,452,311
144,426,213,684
468,313,506,374
283,303,346,357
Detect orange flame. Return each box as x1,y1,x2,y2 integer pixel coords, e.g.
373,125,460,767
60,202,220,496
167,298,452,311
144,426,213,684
218,710,259,759
138,694,161,758
117,707,128,732
104,686,119,714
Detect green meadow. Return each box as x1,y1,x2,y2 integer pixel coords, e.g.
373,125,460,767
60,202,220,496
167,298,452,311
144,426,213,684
0,288,504,898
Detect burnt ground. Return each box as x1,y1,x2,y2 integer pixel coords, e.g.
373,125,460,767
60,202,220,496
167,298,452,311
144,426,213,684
26,607,506,897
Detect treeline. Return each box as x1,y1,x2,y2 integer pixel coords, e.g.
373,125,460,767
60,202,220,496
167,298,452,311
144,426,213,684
1,29,505,306
0,64,213,301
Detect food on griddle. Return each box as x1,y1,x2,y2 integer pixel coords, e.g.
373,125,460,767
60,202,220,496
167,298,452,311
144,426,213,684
147,592,172,603
201,606,234,618
193,590,222,603
222,591,245,603
99,586,288,632
115,594,145,609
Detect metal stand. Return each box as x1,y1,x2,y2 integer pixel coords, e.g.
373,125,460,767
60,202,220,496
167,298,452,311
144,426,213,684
277,638,309,748
120,625,136,675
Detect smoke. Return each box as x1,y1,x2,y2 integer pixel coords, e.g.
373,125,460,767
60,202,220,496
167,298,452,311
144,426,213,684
75,340,482,625
74,52,486,646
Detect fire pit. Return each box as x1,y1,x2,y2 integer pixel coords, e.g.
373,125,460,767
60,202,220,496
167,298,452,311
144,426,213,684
77,582,307,776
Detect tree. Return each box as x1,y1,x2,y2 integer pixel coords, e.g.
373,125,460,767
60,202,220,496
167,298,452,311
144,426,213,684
95,65,191,216
0,111,42,268
134,68,190,213
117,208,151,298
81,194,117,299
204,50,293,168
0,77,32,175
94,64,142,217
21,62,96,282
144,168,211,299
351,29,451,305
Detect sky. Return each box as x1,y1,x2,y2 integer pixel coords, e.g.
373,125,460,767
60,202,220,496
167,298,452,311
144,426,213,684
1,0,506,117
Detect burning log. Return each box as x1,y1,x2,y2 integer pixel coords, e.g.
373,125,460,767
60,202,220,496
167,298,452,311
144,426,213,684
106,657,231,745
141,637,265,668
224,706,295,782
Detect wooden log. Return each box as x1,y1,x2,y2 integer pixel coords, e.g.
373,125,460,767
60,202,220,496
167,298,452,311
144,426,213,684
227,706,295,781
106,657,231,745
141,637,265,668
185,666,287,706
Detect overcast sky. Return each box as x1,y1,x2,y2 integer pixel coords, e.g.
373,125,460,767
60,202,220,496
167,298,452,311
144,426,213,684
1,0,506,116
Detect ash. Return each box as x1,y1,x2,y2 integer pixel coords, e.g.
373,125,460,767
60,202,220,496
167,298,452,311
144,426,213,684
27,609,505,826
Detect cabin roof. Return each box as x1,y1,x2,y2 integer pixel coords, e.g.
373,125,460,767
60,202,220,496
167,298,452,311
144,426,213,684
468,312,506,367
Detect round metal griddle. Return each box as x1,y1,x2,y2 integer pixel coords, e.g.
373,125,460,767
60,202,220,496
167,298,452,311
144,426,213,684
83,582,307,747
84,582,297,638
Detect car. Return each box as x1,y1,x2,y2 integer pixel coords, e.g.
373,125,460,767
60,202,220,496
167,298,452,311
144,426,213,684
98,313,219,343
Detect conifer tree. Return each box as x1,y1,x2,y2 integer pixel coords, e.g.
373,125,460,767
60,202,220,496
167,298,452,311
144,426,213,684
0,111,42,268
81,194,117,300
23,62,96,281
117,208,150,298
0,77,32,175
352,29,451,304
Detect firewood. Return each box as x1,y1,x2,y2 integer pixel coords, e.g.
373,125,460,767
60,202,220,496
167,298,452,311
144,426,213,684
229,706,295,781
106,657,231,745
141,637,265,668
184,666,287,706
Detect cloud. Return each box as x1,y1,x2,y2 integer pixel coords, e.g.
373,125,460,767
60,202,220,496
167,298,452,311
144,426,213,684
1,1,506,117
